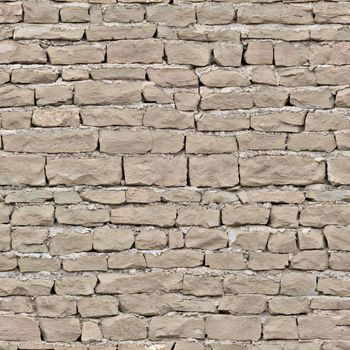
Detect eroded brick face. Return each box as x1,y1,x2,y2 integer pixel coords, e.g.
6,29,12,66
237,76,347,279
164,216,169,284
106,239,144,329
0,0,349,349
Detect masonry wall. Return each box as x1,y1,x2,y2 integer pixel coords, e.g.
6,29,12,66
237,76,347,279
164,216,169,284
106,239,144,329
0,0,349,348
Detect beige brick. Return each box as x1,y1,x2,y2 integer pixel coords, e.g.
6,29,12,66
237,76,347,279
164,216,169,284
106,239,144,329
237,4,313,24
317,278,350,297
0,41,46,64
236,133,286,151
60,5,90,22
147,5,195,26
274,43,309,66
329,252,350,271
1,110,32,129
14,25,84,40
197,5,235,25
298,228,325,250
166,41,211,66
264,317,298,340
176,206,220,227
75,81,142,105
36,296,76,317
147,68,198,88
11,205,54,226
248,252,289,271
48,45,105,64
36,85,73,106
49,232,92,255
287,132,336,152
108,39,163,64
0,2,22,23
23,1,58,23
185,227,227,250
314,2,350,24
86,23,156,41
240,156,325,186
3,129,97,153
0,315,40,341
96,272,182,294
189,155,239,188
224,275,279,295
245,42,273,65
55,207,110,226
12,226,48,253
102,315,147,340
0,225,11,252
222,204,270,226
149,316,205,340
205,252,246,270
200,70,250,88
268,231,298,253
0,278,53,296
46,158,122,185
281,272,316,296
55,276,97,296
40,318,81,342
11,68,58,84
291,250,329,270
32,108,80,127
232,230,270,251
213,43,243,67
328,155,350,185
218,295,267,315
135,229,167,249
145,249,203,268
201,91,253,110
300,204,350,227
197,112,250,132
108,251,146,269
18,257,60,273
93,227,134,252
306,110,350,131
269,296,310,315
0,86,34,107
81,189,125,205
183,275,223,296
0,254,17,271
310,43,350,65
78,296,119,317
251,111,305,133
124,155,187,186
206,315,261,340
111,205,176,227
104,5,144,22
63,255,107,272
143,107,194,129
279,67,317,87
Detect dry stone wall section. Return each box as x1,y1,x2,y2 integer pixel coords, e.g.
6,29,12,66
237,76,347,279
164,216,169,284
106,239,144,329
0,0,349,349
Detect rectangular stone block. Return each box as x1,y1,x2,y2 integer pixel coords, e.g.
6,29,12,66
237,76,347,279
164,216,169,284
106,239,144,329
74,81,143,105
206,315,261,340
3,129,98,153
46,158,122,185
240,155,326,186
111,205,176,227
0,156,45,186
124,155,187,186
107,39,164,64
55,207,110,226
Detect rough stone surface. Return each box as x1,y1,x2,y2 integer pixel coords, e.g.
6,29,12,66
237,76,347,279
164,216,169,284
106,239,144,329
0,1,348,347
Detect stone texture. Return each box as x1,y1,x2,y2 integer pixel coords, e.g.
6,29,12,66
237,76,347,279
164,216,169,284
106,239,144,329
240,156,325,186
46,158,122,185
0,1,348,348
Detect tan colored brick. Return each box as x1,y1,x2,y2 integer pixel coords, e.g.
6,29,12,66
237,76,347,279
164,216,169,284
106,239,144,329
108,39,163,64
206,315,261,340
46,158,122,185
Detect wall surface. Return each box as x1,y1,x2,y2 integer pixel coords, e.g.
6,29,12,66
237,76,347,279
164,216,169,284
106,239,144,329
0,0,349,349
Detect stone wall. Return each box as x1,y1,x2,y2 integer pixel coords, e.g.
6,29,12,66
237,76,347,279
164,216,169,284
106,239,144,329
0,0,349,349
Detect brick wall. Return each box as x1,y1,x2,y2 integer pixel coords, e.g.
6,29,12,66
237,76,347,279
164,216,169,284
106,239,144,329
0,0,349,349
